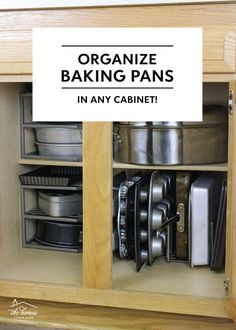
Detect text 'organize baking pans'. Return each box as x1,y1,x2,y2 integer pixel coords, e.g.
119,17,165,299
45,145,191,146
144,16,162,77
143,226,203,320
19,166,82,186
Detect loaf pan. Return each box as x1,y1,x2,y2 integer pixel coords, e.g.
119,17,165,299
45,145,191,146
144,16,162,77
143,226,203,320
189,174,222,267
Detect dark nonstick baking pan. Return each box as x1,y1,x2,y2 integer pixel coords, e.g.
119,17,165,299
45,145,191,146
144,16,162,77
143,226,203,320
35,220,82,248
19,166,82,186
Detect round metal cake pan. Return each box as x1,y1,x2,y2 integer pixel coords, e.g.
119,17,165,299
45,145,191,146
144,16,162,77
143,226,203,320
38,191,82,217
113,105,228,165
35,126,82,144
35,141,83,159
36,220,82,247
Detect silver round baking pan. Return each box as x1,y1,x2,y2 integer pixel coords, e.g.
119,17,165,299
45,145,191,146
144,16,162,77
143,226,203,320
35,126,82,144
117,106,227,127
113,105,228,165
113,126,182,165
35,141,83,159
38,191,82,217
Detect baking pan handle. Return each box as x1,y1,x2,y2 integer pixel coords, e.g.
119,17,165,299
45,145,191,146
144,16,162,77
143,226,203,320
159,213,180,231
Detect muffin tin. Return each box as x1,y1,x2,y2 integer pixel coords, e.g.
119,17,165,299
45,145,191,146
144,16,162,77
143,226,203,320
115,169,227,273
135,175,150,271
116,170,181,272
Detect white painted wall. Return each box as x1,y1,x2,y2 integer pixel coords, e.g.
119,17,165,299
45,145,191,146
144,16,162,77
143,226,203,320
0,0,232,10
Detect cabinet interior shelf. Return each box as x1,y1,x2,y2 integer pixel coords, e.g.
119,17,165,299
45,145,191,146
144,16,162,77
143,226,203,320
25,241,82,253
112,257,225,299
18,159,83,167
18,159,228,172
0,249,83,285
113,162,228,172
22,153,82,162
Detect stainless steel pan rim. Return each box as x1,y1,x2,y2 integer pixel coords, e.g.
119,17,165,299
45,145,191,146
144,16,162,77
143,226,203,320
115,123,227,129
35,141,82,147
116,122,181,128
34,236,82,250
40,220,81,228
116,106,228,128
35,141,83,158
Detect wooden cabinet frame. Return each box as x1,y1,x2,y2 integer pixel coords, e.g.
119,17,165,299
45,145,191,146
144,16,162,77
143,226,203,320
0,1,236,325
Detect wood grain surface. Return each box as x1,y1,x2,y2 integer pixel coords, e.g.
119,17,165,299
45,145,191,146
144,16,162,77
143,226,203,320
0,297,235,330
0,4,236,29
83,122,113,289
0,4,236,74
0,84,24,260
0,279,228,318
0,2,236,326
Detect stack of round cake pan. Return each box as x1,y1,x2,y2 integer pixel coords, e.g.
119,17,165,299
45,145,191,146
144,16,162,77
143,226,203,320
35,126,82,159
113,105,228,165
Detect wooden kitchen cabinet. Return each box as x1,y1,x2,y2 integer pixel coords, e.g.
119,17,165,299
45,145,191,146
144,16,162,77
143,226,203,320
0,4,236,75
4,26,236,74
0,1,236,328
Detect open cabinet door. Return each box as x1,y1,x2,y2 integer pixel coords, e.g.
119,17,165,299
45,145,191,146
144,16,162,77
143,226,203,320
226,81,236,322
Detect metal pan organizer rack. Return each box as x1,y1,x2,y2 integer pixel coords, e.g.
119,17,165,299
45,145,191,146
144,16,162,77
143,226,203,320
115,169,227,272
19,91,83,252
19,167,83,252
117,170,180,272
20,93,82,162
